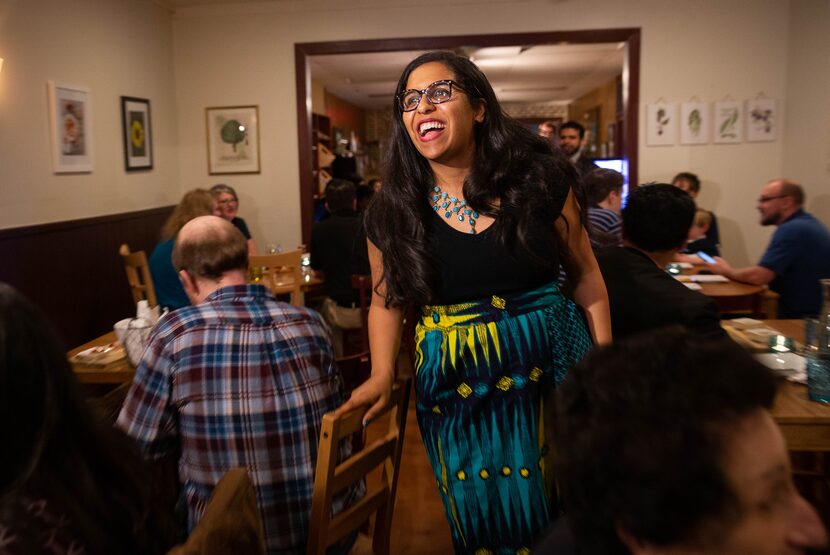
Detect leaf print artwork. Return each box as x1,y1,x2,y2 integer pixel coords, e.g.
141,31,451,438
719,108,738,138
656,108,670,135
688,109,702,136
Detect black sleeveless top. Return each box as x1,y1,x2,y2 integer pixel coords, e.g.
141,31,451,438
426,183,569,304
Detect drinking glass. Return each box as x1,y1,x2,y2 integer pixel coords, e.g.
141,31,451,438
805,317,830,403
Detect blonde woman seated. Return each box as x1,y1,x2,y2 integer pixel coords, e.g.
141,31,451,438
149,189,219,311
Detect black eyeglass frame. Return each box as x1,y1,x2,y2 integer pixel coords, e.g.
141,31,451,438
757,195,788,203
397,80,466,112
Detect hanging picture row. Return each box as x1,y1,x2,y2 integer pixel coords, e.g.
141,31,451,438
646,97,777,146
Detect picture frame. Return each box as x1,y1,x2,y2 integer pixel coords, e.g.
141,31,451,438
714,100,743,144
680,101,710,145
47,81,93,173
205,105,260,174
120,96,153,171
746,98,777,142
646,102,677,146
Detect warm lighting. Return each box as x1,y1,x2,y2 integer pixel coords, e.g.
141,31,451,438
0,58,4,74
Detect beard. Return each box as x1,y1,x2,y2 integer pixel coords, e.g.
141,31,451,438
760,212,778,226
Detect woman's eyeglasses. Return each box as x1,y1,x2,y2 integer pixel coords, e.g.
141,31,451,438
217,198,238,205
398,80,465,112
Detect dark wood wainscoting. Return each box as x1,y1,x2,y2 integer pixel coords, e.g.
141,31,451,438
0,206,174,349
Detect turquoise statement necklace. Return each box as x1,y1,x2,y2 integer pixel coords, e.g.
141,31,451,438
431,185,479,234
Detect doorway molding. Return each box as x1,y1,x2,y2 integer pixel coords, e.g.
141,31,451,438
295,28,641,243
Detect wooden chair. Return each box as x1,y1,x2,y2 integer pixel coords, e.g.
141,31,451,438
250,250,304,306
167,468,266,555
351,274,372,352
119,243,158,307
335,351,372,452
307,378,412,555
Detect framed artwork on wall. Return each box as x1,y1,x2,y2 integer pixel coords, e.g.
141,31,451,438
680,102,710,145
746,98,777,142
645,102,677,146
714,100,743,144
205,105,260,174
47,81,93,173
120,96,153,171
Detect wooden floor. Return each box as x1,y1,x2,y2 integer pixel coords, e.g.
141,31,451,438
364,397,455,555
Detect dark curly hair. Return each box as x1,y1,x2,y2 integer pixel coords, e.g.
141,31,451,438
365,51,580,307
622,183,695,252
551,327,778,554
0,283,176,554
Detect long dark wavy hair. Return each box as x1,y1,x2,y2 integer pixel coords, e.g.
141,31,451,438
0,283,175,554
365,51,581,307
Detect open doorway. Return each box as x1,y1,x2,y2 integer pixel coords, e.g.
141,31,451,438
295,29,640,243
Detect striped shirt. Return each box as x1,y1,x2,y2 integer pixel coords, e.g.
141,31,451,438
117,284,358,554
587,207,623,246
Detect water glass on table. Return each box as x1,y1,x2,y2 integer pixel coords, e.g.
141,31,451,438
804,317,830,403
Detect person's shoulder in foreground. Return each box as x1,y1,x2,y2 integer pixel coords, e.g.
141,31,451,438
540,326,828,555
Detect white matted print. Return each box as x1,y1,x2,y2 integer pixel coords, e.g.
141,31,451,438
714,100,742,144
680,102,710,145
48,81,93,173
746,98,777,142
646,103,677,146
206,105,260,174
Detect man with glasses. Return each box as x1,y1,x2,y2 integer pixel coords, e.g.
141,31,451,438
707,179,830,317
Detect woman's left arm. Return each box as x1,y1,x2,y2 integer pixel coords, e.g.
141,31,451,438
555,188,612,345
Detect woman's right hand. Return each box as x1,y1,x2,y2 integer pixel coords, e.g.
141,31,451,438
334,370,394,425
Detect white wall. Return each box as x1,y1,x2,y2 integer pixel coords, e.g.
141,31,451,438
3,0,828,269
0,0,179,229
171,0,803,265
783,0,830,227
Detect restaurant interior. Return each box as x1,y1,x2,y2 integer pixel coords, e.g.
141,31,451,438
1,0,829,553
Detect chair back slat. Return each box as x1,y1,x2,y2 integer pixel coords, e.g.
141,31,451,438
119,243,158,307
249,250,304,306
306,378,411,555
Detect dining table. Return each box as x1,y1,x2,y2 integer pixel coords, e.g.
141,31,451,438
69,330,135,385
722,318,830,451
676,261,779,318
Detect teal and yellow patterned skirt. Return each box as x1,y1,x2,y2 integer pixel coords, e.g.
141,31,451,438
414,283,592,555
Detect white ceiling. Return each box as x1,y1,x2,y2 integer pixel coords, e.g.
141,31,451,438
310,43,625,110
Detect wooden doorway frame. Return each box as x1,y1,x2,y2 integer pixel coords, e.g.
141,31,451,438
295,28,641,243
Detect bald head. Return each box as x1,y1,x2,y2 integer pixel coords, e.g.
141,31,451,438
767,179,804,206
173,215,248,281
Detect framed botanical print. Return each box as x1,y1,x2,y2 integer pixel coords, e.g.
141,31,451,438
48,81,93,173
205,105,260,174
121,96,153,171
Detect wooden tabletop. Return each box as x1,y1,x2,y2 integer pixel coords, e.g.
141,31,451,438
69,330,135,385
758,320,830,451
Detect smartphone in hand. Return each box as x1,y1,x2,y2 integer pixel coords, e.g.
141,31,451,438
696,251,717,264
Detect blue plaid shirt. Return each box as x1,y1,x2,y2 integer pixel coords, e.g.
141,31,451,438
117,284,356,554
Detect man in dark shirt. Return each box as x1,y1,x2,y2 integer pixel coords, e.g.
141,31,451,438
708,179,830,318
596,183,726,339
310,179,370,356
558,121,596,177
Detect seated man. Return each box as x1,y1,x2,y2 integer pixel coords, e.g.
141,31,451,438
673,171,721,254
708,179,830,318
596,183,726,339
310,178,371,356
118,215,360,553
543,327,827,554
584,168,624,246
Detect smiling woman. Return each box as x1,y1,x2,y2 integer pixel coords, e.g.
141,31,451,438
336,51,611,555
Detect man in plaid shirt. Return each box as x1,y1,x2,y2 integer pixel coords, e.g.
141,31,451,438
118,215,358,554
